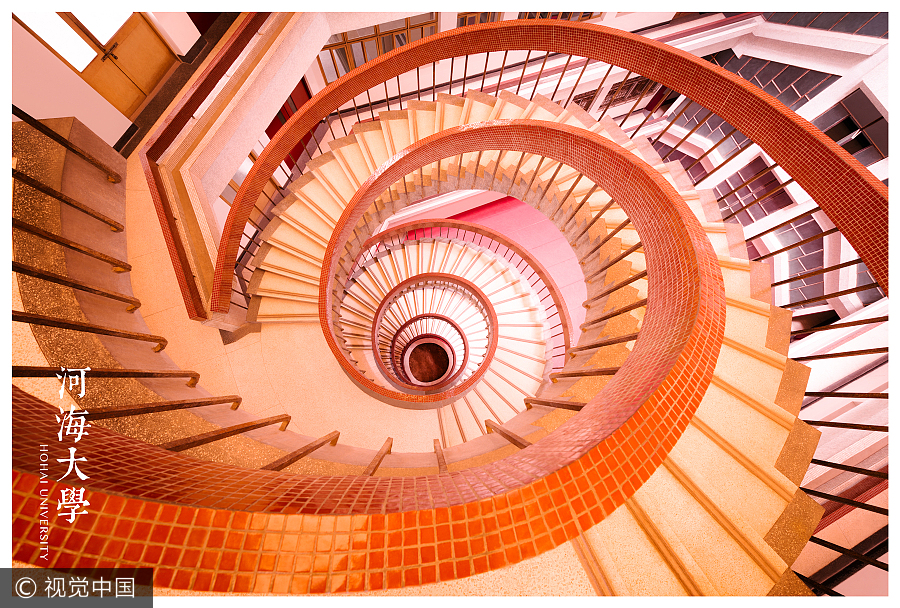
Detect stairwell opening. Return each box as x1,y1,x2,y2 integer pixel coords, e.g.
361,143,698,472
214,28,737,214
405,339,452,384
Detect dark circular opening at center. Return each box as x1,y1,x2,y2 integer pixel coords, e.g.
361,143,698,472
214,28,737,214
408,342,451,383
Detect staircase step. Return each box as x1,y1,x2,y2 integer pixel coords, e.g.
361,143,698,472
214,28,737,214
379,109,412,158
248,270,319,300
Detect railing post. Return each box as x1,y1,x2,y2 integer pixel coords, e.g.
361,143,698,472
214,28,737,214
434,438,448,474
801,487,888,516
261,431,340,471
363,438,393,476
485,419,531,448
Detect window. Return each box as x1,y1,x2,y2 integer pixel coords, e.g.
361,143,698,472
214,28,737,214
813,89,888,166
572,75,660,112
763,12,888,39
14,11,133,71
517,12,594,21
601,75,661,108
705,49,837,111
457,13,501,28
316,14,438,84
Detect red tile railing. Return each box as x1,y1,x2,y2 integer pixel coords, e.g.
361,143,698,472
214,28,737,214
212,19,887,319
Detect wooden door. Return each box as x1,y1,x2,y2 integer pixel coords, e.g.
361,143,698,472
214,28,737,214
76,13,177,117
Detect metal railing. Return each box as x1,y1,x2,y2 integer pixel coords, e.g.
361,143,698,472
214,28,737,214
344,224,569,371
361,277,492,392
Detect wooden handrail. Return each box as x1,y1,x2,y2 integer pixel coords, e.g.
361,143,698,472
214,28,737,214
485,419,531,448
567,332,639,356
362,438,393,476
85,396,242,420
580,218,633,262
159,414,290,452
523,397,586,411
138,12,270,321
550,366,620,382
433,438,448,473
12,218,130,271
13,169,123,231
583,270,647,307
260,431,340,471
13,311,167,351
12,104,122,183
793,347,888,362
13,366,199,387
13,261,141,311
581,298,648,330
801,420,887,432
584,242,643,283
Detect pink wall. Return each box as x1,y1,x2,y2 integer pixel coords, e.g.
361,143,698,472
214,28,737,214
147,12,201,56
12,19,132,147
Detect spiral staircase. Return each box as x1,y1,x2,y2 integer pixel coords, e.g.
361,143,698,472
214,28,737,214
12,16,889,596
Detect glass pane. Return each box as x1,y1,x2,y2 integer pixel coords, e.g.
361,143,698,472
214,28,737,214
364,39,378,62
479,13,490,23
318,51,337,83
234,157,254,185
15,12,97,71
424,26,435,37
351,42,365,70
825,117,857,142
273,164,289,188
333,47,350,76
346,26,374,40
379,18,407,32
220,185,236,204
381,35,394,53
71,9,133,45
394,33,408,48
862,119,888,156
213,199,231,232
812,104,848,131
326,33,343,45
842,133,871,155
410,28,422,43
410,13,434,26
844,88,882,127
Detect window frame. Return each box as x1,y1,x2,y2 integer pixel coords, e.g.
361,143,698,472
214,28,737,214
316,14,439,85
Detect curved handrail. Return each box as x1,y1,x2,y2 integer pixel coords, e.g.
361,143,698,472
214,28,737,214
320,116,724,505
388,313,470,390
12,117,725,588
140,12,271,320
349,218,573,363
367,273,498,406
213,19,887,313
398,334,457,387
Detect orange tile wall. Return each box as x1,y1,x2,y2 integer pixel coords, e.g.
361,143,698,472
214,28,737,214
14,118,726,592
